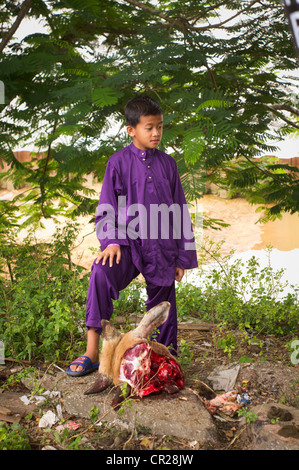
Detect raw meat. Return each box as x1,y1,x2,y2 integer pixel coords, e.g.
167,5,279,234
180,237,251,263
119,342,185,398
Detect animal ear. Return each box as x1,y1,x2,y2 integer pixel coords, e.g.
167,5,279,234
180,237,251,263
132,301,170,340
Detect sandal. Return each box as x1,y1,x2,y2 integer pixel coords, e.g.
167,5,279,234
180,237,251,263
66,355,99,377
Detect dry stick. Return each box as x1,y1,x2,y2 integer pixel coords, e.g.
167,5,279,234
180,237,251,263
52,363,65,374
226,423,249,449
4,357,31,365
190,378,216,396
37,362,55,388
171,439,197,449
123,409,137,450
185,387,206,404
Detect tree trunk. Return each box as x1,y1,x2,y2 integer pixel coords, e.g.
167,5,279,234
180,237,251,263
0,0,33,53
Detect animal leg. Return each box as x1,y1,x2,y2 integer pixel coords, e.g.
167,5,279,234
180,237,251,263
84,373,112,395
164,383,180,394
110,383,132,409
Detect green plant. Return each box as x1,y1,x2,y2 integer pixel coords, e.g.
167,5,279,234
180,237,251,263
238,356,254,363
89,406,100,424
176,282,209,321
270,417,280,424
178,339,194,367
0,422,31,450
118,383,134,418
182,239,299,336
112,279,146,322
237,407,258,424
0,223,89,362
52,426,90,450
217,331,236,358
2,367,45,395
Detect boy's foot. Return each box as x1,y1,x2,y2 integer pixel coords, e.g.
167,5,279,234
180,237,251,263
67,328,100,375
67,354,99,376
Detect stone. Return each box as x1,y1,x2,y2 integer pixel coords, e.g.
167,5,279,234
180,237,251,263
241,403,299,450
0,391,37,418
56,372,218,445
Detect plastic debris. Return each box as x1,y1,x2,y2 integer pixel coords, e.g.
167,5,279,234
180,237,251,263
20,395,32,406
20,390,62,407
207,363,240,392
20,395,45,405
38,410,59,428
205,390,243,416
55,420,81,431
43,390,61,399
237,392,251,404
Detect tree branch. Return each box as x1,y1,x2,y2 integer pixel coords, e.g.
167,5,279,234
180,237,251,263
0,0,33,53
121,0,262,33
188,0,261,31
268,104,299,117
121,0,170,22
266,105,299,130
243,154,295,187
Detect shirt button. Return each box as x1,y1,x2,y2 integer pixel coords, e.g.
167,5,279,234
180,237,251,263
147,165,150,168
149,176,152,179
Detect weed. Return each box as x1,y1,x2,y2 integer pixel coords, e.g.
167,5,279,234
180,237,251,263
176,239,299,336
178,339,194,367
237,407,258,424
1,228,298,366
0,223,89,362
0,422,31,450
217,331,236,358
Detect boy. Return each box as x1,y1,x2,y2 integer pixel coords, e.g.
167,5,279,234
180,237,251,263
67,95,198,376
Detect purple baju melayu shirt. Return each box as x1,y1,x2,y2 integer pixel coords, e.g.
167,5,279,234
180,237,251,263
95,142,198,286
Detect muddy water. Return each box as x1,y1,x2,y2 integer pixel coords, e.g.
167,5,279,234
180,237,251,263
253,212,299,251
246,211,299,290
248,213,299,292
1,187,298,288
191,196,299,292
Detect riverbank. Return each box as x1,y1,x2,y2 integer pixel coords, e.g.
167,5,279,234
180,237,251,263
1,187,299,281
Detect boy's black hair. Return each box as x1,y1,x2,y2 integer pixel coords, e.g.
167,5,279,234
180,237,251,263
124,95,163,127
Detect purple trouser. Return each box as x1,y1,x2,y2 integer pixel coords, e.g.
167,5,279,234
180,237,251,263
85,246,178,355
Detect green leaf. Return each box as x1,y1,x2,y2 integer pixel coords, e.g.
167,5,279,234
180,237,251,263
92,87,123,108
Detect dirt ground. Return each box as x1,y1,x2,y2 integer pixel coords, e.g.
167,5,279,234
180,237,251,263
1,322,298,451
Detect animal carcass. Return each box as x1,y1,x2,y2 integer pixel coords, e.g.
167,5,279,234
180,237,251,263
84,302,184,405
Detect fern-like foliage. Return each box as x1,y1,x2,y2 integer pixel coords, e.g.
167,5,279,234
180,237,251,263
0,0,298,226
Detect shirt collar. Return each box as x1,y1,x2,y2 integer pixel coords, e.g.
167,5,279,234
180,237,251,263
129,142,156,159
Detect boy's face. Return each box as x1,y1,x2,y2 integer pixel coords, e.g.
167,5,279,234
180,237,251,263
127,114,163,151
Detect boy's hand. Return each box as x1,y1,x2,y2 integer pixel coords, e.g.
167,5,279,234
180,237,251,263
175,267,184,282
96,245,121,267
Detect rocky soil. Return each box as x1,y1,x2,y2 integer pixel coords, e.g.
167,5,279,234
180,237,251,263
1,322,298,451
